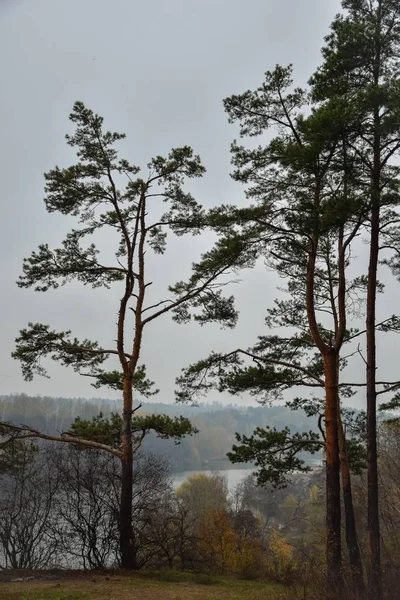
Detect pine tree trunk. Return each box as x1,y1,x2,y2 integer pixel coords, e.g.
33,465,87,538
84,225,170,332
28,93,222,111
338,411,365,597
366,13,383,593
119,376,137,570
324,351,342,592
366,198,382,600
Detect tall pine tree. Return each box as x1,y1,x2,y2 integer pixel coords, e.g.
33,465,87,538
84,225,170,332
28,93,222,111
4,102,240,569
311,2,400,596
177,65,370,591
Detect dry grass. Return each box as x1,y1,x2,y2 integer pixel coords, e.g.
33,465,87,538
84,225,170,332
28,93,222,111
0,571,286,600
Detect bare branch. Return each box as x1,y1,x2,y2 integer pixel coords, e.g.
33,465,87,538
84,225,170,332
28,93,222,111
227,348,325,386
141,299,174,314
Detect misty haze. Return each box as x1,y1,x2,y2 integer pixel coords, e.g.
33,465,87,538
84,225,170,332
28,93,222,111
1,1,400,599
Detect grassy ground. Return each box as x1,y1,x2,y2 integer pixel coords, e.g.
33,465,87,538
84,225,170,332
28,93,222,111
0,571,286,600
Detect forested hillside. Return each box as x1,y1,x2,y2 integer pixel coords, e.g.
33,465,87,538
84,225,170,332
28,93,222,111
0,394,319,471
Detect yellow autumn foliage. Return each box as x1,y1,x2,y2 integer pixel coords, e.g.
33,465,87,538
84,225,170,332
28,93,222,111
267,527,296,583
197,509,263,577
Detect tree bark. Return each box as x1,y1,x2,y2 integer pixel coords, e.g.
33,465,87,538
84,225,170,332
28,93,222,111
338,410,365,597
119,192,146,571
324,351,342,592
119,375,137,570
306,209,343,590
366,198,382,600
366,8,383,593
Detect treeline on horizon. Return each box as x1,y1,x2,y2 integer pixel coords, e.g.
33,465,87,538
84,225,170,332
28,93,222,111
0,393,320,471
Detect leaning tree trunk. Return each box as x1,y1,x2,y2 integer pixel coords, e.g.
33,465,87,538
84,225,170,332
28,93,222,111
120,376,137,570
324,351,343,593
338,409,365,598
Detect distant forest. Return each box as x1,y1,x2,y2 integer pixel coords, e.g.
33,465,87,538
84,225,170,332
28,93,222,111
0,394,321,471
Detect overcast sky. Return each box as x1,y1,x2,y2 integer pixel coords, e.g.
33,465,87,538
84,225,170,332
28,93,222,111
3,0,396,408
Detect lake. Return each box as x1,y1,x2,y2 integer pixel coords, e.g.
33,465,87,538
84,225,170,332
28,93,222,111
173,468,253,490
172,458,323,491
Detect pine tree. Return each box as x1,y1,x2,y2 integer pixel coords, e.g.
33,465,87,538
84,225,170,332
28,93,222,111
3,102,239,569
176,65,366,591
176,61,400,592
311,3,400,595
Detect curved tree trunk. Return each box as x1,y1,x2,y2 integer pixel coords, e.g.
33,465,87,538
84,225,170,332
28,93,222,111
307,219,343,591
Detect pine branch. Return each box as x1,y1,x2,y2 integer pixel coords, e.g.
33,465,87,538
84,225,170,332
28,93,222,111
0,422,123,458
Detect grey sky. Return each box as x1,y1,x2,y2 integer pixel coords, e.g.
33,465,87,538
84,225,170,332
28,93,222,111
4,0,393,407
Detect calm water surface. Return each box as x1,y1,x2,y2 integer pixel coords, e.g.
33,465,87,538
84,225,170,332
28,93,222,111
172,458,323,490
